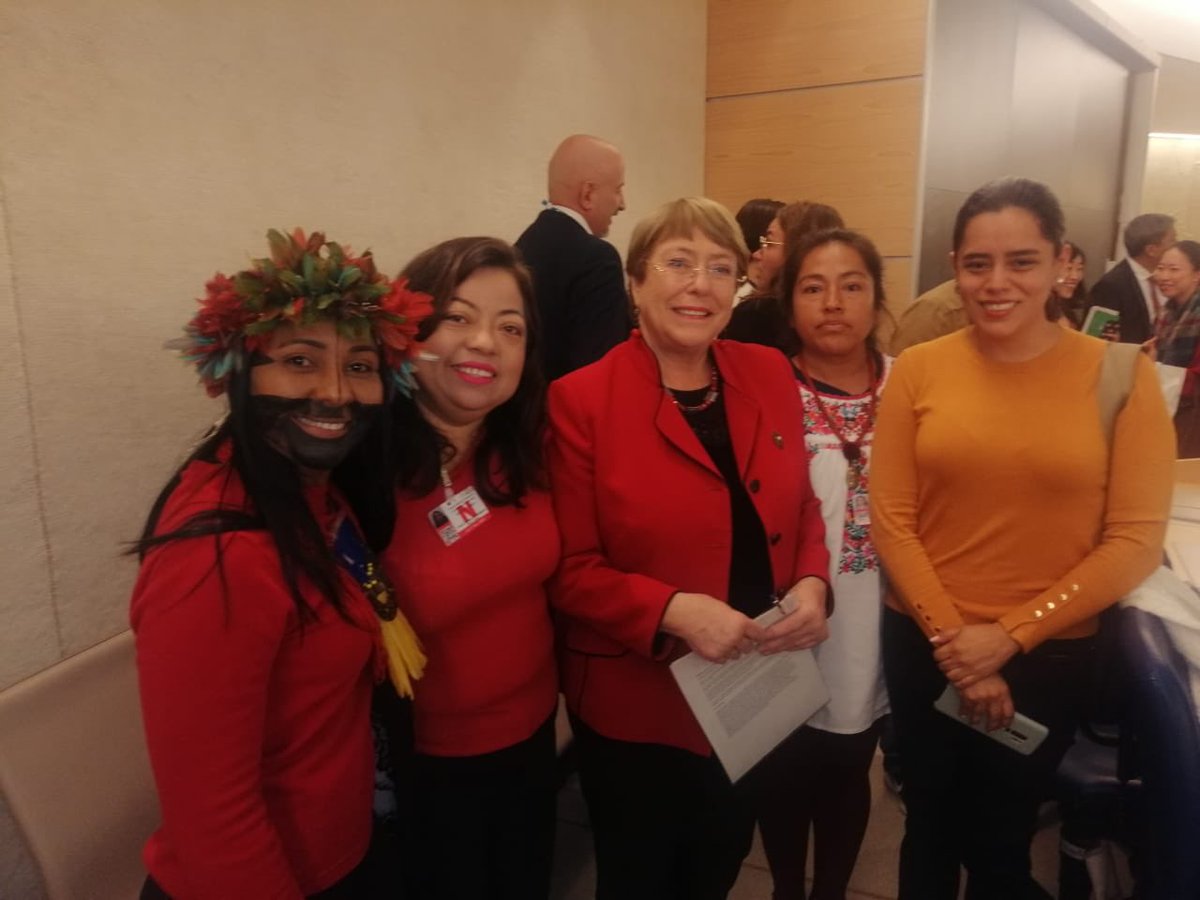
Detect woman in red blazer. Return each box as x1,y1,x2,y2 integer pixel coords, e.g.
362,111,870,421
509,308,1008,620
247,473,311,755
548,197,831,900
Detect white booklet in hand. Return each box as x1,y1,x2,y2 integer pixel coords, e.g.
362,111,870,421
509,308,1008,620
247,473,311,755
669,606,829,782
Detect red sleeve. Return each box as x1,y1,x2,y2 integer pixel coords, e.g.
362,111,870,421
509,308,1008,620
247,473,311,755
132,535,305,900
547,379,679,658
791,457,834,613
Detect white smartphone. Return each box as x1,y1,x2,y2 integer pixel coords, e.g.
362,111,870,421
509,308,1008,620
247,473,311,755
933,684,1049,756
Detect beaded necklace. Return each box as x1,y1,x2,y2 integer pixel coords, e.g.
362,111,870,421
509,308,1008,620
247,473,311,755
793,352,879,487
669,362,721,414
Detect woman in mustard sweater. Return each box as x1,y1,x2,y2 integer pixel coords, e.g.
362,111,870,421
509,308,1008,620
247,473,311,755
870,178,1174,900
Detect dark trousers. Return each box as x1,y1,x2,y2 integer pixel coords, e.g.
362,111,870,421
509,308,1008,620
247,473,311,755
398,712,557,900
141,851,376,899
750,722,881,900
882,607,1093,900
571,716,756,900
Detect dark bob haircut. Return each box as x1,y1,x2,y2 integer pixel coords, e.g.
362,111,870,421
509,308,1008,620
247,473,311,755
394,236,546,506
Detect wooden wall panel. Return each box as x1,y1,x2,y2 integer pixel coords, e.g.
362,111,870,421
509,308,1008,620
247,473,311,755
707,0,926,98
705,78,923,258
883,256,914,315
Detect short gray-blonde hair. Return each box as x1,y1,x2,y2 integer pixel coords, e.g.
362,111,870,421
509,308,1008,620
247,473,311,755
626,197,749,282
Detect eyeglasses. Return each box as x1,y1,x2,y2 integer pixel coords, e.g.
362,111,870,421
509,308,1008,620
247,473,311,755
651,258,737,283
759,237,784,250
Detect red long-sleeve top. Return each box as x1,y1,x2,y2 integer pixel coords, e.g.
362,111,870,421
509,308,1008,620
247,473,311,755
380,462,559,757
130,453,380,899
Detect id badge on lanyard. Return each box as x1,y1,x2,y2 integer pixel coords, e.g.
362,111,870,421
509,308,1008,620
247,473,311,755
428,466,491,546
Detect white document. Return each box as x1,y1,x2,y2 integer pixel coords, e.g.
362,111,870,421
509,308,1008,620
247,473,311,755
669,607,829,782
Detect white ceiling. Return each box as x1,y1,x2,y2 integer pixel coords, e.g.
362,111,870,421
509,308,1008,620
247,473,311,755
1088,0,1200,63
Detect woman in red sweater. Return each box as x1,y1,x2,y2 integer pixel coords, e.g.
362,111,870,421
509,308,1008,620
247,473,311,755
378,237,559,900
130,229,429,900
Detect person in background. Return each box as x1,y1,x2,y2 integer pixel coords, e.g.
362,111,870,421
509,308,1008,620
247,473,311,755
131,229,430,899
1086,212,1176,344
889,280,966,355
724,201,845,352
515,134,631,380
380,237,559,900
549,197,831,900
1053,241,1088,329
1153,239,1200,457
872,178,1173,899
733,197,785,304
752,227,892,900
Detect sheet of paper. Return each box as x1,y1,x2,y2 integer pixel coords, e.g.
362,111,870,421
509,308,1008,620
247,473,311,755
669,607,829,782
1166,519,1200,587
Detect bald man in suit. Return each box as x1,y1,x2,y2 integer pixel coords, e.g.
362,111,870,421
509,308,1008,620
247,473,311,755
515,135,631,381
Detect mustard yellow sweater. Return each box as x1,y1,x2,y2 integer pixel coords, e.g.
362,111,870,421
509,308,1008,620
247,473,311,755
871,328,1173,651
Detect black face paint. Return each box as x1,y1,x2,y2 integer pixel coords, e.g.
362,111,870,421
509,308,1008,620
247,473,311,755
249,395,381,471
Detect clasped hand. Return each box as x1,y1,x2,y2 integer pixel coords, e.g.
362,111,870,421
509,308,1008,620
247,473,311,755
661,577,828,663
931,622,1020,689
757,576,829,655
955,674,1015,731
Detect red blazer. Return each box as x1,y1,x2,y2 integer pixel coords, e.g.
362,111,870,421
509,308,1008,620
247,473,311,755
548,332,830,755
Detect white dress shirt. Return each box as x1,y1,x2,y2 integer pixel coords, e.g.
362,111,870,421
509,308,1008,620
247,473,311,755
542,202,592,235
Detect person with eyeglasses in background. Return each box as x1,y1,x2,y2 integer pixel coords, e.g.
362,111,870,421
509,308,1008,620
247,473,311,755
548,197,832,900
724,201,845,354
733,198,785,305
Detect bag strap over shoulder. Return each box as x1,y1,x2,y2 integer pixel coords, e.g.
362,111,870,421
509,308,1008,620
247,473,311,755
1097,341,1141,446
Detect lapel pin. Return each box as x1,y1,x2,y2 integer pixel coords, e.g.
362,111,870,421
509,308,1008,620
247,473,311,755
772,432,784,448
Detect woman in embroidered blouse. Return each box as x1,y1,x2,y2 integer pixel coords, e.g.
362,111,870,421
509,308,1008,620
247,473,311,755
548,197,831,900
751,228,892,900
1153,239,1200,456
871,178,1174,899
378,237,559,900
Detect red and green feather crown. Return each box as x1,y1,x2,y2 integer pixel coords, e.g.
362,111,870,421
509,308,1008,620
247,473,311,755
171,228,433,397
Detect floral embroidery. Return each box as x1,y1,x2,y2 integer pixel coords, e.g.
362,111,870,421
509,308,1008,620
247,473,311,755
799,359,892,575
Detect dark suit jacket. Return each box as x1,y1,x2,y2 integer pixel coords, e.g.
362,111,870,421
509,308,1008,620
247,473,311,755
515,209,631,381
547,333,830,755
1087,259,1152,344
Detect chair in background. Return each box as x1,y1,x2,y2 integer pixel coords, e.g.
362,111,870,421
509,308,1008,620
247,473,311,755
0,630,158,900
1055,606,1200,900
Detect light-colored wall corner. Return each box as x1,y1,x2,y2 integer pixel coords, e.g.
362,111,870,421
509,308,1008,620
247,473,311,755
1144,51,1200,236
1152,55,1200,134
1142,137,1200,242
0,0,706,889
705,0,928,313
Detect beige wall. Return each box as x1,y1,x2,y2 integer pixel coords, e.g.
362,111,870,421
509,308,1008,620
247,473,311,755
1143,56,1200,242
1151,55,1200,135
0,1,705,893
705,0,928,315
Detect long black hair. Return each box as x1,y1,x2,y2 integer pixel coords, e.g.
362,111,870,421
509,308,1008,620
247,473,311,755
393,237,546,506
130,355,395,621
